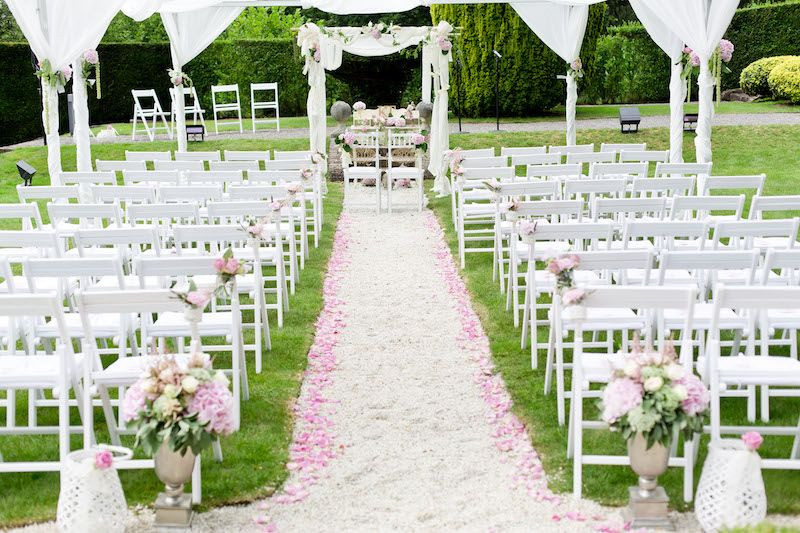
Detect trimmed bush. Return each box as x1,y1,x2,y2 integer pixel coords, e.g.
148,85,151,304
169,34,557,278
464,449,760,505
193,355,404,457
430,4,606,116
740,56,798,96
768,57,800,103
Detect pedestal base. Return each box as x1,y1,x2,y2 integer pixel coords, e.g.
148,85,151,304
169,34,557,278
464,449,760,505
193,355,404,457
154,492,193,531
623,486,674,530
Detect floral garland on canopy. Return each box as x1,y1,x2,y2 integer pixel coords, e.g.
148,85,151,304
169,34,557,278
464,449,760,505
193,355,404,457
35,59,73,134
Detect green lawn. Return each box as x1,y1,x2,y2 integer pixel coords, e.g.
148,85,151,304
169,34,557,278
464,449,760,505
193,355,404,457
427,124,800,514
0,138,343,527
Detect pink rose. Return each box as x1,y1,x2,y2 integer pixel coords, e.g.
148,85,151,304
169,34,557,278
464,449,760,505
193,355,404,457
518,220,537,236
247,223,264,238
411,133,426,145
94,450,113,470
570,58,582,71
222,258,240,275
370,28,381,39
438,36,452,52
395,117,407,127
186,289,212,308
386,117,396,127
269,200,284,211
683,46,693,55
742,431,763,451
690,52,701,67
213,258,226,273
343,132,356,145
562,288,586,306
83,49,99,65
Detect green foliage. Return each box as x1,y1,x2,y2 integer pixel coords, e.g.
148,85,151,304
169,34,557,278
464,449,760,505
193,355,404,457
219,7,305,40
741,56,799,96
300,6,432,27
430,3,606,117
590,1,800,103
768,57,800,103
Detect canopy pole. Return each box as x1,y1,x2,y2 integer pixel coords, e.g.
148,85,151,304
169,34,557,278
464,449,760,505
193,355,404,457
695,58,714,164
668,62,685,163
170,43,188,153
37,0,62,184
72,56,93,172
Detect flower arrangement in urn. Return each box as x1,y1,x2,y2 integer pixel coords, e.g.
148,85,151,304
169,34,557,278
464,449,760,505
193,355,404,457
122,352,235,456
600,338,709,449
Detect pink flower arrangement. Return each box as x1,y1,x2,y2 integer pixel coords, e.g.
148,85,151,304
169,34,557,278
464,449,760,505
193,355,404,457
122,382,148,423
500,199,521,213
437,36,452,52
677,373,709,416
269,200,284,212
601,378,643,424
394,117,407,128
342,131,356,145
561,287,587,306
185,288,213,308
187,380,236,435
385,117,397,127
719,39,734,63
742,431,763,451
518,220,537,237
313,48,322,62
546,253,580,293
214,257,241,275
83,49,99,65
394,178,411,189
94,450,113,470
353,101,366,111
570,58,582,71
60,66,73,82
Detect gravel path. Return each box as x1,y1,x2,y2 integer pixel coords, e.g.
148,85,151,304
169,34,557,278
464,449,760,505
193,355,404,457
6,112,799,149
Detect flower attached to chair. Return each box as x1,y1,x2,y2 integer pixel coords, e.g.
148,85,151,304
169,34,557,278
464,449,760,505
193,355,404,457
446,147,464,178
167,68,192,88
300,167,315,185
335,132,357,167
394,117,407,128
214,248,249,297
94,449,113,470
517,220,538,244
172,280,213,310
394,178,411,189
353,101,367,112
311,151,327,165
742,431,763,451
287,181,304,197
599,337,709,449
122,353,235,456
411,131,429,154
568,57,583,79
546,253,580,293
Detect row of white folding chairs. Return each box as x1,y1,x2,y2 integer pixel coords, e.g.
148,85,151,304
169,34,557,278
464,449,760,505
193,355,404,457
123,149,311,164
95,157,311,173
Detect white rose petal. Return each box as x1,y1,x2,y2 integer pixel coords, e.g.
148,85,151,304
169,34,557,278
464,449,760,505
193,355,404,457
623,360,640,378
666,364,685,381
644,376,664,392
672,384,688,401
181,376,199,394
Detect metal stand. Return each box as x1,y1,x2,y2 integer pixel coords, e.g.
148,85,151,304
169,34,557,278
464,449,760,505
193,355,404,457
493,49,502,131
623,486,674,530
453,56,468,135
154,492,193,531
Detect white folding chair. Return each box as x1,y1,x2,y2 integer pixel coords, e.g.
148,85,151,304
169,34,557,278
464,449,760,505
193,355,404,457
601,142,646,155
511,153,561,172
749,196,800,221
711,219,800,253
224,150,270,164
250,82,280,132
63,170,119,185
592,197,667,230
0,293,83,473
122,170,181,187
170,86,206,130
670,195,745,223
158,185,223,217
91,185,157,213
73,227,162,288
17,185,79,206
500,146,546,159
124,150,172,163
526,163,581,181
618,150,668,164
568,286,698,502
548,143,594,161
175,151,222,163
702,174,766,198
460,155,507,168
631,177,694,199
210,160,259,174
46,203,124,248
589,162,648,182
350,131,381,169
211,84,243,134
344,167,382,213
131,89,172,141
655,162,712,192
0,203,43,230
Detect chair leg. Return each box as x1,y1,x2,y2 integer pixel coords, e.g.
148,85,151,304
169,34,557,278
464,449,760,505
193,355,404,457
544,325,555,394
556,329,566,426
572,380,583,497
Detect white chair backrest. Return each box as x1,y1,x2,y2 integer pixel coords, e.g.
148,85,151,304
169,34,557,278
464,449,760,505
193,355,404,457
492,180,559,200
74,227,161,258
61,171,117,185
461,156,507,168
601,143,646,153
514,200,585,223
654,162,712,178
184,170,243,188
95,161,145,173
174,151,221,162
748,195,800,220
17,185,79,203
571,249,654,284
247,170,300,185
210,160,259,172
76,288,183,315
712,219,800,250
128,202,201,227
590,162,648,181
263,159,310,171
211,84,240,101
154,160,204,172
526,163,581,180
593,197,667,222
563,178,627,202
91,185,157,205
225,150,270,163
23,257,125,293
670,195,745,221
207,200,285,224
548,144,594,156
458,148,495,159
123,170,181,186
0,203,43,230
47,202,123,228
500,146,546,157
761,249,800,285
566,152,616,165
158,185,223,204
513,220,613,250
459,167,515,184
512,153,561,167
622,220,710,251
0,230,61,260
702,175,766,197
631,177,694,198
273,150,312,161
227,185,291,202
657,250,758,291
618,150,669,164
125,150,172,162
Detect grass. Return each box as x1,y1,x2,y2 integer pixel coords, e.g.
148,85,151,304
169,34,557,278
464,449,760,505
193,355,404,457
427,124,800,514
0,137,343,527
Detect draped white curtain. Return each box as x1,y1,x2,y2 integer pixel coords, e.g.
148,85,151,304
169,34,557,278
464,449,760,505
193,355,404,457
5,0,124,183
511,2,589,146
638,0,738,164
161,6,244,152
71,56,92,171
429,44,452,196
629,0,686,163
300,0,604,13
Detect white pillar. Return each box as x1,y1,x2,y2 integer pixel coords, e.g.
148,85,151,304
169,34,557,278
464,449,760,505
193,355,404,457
668,62,686,164
41,79,62,185
171,46,187,153
694,59,714,164
307,61,327,155
72,57,92,172
565,74,577,146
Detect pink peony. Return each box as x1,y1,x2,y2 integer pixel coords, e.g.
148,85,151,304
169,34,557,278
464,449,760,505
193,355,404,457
719,39,734,63
122,382,147,422
690,52,701,67
742,431,763,451
222,258,240,274
343,132,356,145
411,133,426,145
385,117,396,127
677,373,709,416
247,223,264,238
83,49,99,65
683,46,693,55
370,28,381,39
94,450,113,470
61,66,73,81
269,200,284,211
187,381,235,436
394,117,407,127
570,58,582,71
518,220,537,236
213,258,225,272
562,288,586,306
353,101,366,111
601,378,644,423
438,36,452,52
186,289,212,308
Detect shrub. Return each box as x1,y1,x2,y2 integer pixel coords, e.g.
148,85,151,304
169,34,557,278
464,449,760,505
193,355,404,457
768,57,800,103
740,56,798,96
430,3,606,116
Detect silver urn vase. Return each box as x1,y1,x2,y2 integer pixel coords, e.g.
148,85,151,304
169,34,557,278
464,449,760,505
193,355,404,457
624,433,673,529
153,442,196,529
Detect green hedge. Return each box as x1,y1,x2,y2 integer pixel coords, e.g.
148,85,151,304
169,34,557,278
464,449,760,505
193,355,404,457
0,39,419,146
430,3,606,117
588,1,800,103
768,57,800,103
741,55,799,96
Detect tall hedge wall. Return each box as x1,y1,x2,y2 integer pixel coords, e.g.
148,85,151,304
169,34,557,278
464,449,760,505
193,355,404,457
0,39,419,147
430,4,606,117
587,1,800,104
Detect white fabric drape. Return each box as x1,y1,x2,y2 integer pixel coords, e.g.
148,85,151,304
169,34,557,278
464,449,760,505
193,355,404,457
510,2,589,146
121,0,219,21
71,58,92,171
629,0,686,163
429,45,452,196
5,0,123,183
300,0,421,14
638,0,738,163
421,45,433,103
161,6,243,152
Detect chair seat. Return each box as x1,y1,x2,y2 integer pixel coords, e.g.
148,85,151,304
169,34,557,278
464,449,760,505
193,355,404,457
36,312,124,338
664,304,745,329
461,203,495,216
94,354,189,387
753,237,792,250
516,241,573,262
580,353,626,384
621,269,693,286
0,353,84,388
551,307,646,332
698,355,800,386
150,311,234,337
